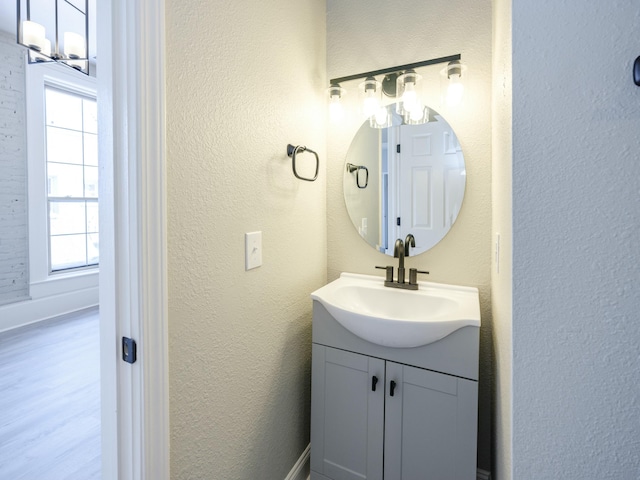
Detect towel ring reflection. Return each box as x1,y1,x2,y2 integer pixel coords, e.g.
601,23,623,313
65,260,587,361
287,144,319,182
346,163,369,189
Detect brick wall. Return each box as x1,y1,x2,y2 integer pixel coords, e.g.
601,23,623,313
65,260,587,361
0,31,29,306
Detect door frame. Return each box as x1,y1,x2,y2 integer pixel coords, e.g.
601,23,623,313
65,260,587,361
98,0,169,478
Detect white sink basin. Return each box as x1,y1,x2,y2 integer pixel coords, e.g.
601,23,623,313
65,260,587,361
311,273,480,348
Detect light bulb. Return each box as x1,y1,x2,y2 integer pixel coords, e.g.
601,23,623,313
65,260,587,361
447,74,464,106
409,106,424,122
329,95,344,122
396,71,422,117
64,32,85,59
327,84,346,123
375,107,388,126
359,77,381,118
41,39,52,57
22,21,46,51
442,61,465,107
363,94,380,118
402,82,418,111
33,39,52,62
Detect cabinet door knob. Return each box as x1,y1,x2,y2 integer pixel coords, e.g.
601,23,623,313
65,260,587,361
390,380,397,397
372,376,378,392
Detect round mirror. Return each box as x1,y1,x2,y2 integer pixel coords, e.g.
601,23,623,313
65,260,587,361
343,104,466,256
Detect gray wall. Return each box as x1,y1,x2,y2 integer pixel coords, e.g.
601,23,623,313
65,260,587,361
0,31,29,306
510,1,640,478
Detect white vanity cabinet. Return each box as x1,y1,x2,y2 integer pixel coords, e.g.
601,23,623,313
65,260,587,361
311,302,479,480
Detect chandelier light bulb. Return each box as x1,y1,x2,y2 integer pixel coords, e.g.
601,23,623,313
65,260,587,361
41,38,52,57
22,21,46,51
64,32,86,59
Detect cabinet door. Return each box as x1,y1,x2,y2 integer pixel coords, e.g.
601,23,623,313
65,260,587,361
311,345,385,480
384,362,478,480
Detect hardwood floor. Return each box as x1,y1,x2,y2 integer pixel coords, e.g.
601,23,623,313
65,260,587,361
0,307,101,479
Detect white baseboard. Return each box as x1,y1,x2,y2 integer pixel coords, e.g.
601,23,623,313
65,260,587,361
285,444,310,480
477,468,492,480
0,286,99,333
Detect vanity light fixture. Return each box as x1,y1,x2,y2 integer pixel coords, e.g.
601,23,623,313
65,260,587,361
328,54,463,125
16,0,90,75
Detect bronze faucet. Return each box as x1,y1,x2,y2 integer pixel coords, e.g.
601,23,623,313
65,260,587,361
376,236,429,290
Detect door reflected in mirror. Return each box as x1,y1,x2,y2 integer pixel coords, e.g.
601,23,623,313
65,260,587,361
343,104,465,256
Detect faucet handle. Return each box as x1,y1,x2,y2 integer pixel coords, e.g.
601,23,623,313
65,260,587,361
409,268,429,285
375,265,394,282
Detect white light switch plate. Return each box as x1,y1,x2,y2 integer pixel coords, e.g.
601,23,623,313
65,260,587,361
245,231,262,270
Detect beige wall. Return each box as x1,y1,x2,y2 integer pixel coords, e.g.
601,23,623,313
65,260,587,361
491,0,513,477
326,0,493,471
165,1,326,478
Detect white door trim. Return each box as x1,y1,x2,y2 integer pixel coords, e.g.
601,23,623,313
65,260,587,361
98,0,169,478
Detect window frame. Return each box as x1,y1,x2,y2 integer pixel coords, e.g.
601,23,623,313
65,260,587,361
44,85,99,273
26,62,98,299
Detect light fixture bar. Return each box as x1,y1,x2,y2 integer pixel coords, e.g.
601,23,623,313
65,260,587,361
330,54,461,85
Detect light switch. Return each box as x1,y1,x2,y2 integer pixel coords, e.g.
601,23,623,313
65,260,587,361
245,231,262,270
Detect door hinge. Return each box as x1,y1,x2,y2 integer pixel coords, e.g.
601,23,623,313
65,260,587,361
397,217,401,226
396,144,401,153
122,337,137,364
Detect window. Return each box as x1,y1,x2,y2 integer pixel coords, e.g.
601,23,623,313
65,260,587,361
44,87,99,272
26,63,98,298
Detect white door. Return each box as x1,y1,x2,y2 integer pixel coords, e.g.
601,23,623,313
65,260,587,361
395,119,465,253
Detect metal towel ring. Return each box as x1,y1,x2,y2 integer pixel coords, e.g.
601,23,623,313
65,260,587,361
346,163,369,189
287,144,319,182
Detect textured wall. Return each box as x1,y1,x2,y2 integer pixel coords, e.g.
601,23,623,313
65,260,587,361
326,0,493,471
511,2,640,478
165,1,326,478
0,31,29,306
491,0,512,478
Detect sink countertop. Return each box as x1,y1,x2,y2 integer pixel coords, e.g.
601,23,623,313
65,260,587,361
311,272,480,348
